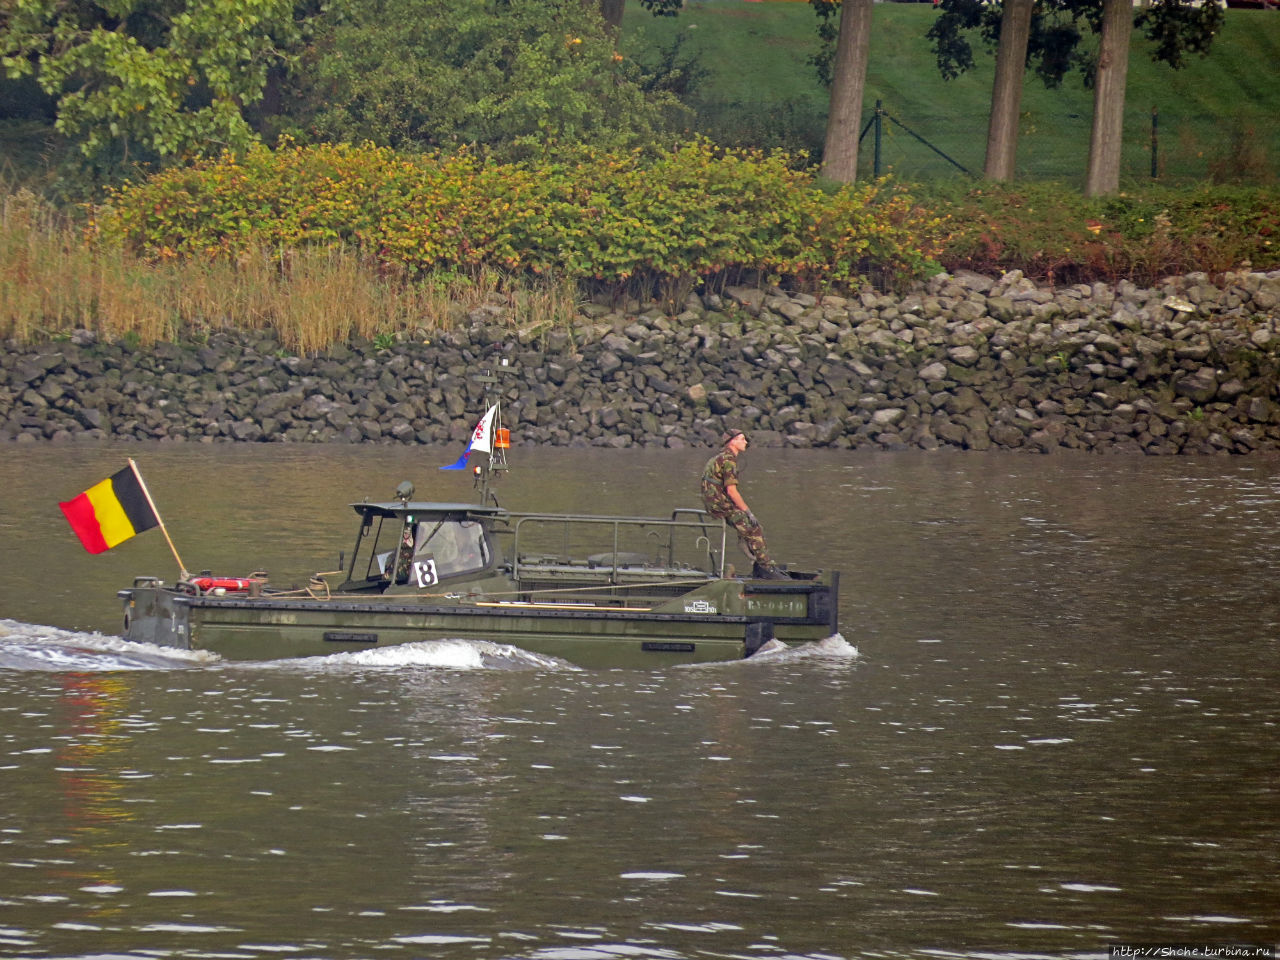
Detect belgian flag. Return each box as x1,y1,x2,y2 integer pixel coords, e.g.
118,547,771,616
59,462,160,554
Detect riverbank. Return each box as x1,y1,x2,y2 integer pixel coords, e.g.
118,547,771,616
4,268,1280,454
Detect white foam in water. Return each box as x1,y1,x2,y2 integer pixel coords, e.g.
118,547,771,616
0,618,216,671
278,638,576,672
745,632,860,664
0,619,850,674
0,619,572,673
673,632,858,670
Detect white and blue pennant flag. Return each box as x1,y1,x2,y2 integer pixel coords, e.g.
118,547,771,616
440,405,498,470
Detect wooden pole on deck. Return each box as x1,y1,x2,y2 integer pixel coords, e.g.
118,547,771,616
128,458,189,579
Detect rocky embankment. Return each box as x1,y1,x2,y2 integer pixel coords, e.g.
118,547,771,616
4,268,1280,453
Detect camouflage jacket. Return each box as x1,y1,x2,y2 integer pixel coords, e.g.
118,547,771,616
700,449,741,518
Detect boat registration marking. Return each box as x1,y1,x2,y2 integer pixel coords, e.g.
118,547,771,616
747,597,807,616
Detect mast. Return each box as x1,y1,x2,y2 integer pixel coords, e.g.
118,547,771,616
473,363,511,506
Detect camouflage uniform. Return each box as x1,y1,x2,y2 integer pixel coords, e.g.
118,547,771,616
393,528,415,584
701,449,773,566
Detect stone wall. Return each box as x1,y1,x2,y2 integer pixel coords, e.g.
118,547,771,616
4,268,1280,453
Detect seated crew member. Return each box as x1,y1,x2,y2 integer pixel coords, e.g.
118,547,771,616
700,429,788,580
391,525,415,584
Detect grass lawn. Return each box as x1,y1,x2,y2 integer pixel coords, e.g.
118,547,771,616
623,0,1280,186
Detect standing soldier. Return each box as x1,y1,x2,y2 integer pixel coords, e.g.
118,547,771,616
701,430,788,579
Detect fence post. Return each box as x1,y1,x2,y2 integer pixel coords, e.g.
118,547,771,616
874,99,883,178
1151,106,1158,180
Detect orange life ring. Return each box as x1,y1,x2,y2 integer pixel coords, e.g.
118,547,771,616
189,577,261,592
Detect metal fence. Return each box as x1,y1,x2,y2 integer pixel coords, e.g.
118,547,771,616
694,98,1280,186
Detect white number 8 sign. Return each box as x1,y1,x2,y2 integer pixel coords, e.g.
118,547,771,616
413,559,439,588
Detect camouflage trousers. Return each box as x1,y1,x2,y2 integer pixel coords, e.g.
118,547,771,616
724,509,772,566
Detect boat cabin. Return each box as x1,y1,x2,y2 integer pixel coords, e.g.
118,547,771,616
336,495,732,605
339,501,507,593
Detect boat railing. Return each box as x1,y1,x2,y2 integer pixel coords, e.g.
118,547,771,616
506,511,728,583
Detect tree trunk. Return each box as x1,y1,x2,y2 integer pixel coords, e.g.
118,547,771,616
599,0,626,32
984,0,1033,181
820,0,874,184
1084,0,1133,196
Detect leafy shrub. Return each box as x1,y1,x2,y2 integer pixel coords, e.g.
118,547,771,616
95,139,942,293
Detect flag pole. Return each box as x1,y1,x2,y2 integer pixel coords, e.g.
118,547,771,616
128,458,189,579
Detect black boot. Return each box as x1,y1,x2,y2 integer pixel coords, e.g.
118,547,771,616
753,561,790,580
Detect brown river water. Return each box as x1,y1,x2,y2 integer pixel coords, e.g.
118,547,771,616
0,443,1277,959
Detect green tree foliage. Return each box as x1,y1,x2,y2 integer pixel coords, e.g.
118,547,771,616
635,0,683,16
808,0,840,88
278,0,691,160
925,0,1222,90
0,0,327,162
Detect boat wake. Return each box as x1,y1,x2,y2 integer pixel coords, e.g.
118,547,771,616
323,634,859,672
674,632,859,670
0,619,579,673
264,639,578,673
744,632,860,664
0,619,216,671
0,619,853,674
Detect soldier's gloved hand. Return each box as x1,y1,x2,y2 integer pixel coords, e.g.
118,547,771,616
746,511,759,528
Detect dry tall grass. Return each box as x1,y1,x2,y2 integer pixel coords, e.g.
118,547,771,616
1,191,581,353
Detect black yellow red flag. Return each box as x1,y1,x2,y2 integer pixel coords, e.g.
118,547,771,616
59,463,160,554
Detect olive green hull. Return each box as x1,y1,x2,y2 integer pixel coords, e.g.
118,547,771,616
120,575,839,669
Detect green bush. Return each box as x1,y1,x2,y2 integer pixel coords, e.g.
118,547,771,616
96,139,942,293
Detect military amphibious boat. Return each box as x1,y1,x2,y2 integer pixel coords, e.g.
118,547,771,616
118,388,839,668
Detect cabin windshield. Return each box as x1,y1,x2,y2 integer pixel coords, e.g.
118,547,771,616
355,513,491,587
407,519,490,585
